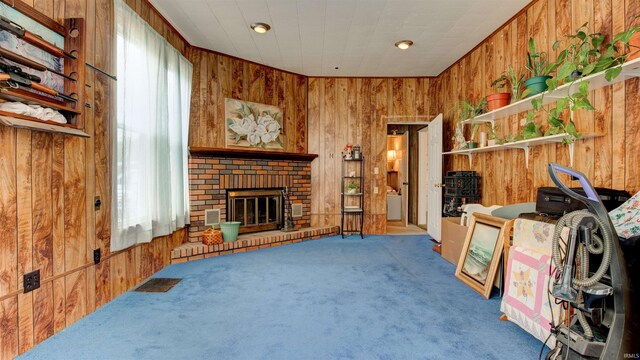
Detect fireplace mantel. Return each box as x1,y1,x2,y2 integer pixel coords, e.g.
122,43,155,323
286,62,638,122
189,147,318,162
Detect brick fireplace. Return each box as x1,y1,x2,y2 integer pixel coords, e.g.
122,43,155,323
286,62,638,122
188,149,315,242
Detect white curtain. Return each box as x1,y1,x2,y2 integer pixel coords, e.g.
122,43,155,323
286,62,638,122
112,0,193,252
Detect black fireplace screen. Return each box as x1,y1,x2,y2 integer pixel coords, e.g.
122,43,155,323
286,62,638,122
226,189,283,233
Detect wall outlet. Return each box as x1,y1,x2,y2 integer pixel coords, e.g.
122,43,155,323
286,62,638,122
23,269,40,293
374,167,379,174
374,186,379,194
93,248,101,264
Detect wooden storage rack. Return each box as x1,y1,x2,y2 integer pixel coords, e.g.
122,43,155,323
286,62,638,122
0,0,87,137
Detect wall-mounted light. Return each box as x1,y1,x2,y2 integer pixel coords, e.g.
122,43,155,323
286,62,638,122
394,40,414,50
251,22,271,34
387,149,397,162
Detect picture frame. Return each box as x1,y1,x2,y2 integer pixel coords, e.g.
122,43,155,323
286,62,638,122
455,213,510,299
224,98,284,151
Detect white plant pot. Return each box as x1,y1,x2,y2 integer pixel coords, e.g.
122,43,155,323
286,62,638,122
487,139,497,146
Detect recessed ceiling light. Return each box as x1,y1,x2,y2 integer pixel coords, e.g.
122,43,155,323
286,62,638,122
395,40,414,50
251,22,271,34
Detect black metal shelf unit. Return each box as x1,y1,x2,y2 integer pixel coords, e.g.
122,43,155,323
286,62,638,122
442,170,481,217
341,154,364,238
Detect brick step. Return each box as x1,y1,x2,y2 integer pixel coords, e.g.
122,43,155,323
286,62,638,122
170,226,340,264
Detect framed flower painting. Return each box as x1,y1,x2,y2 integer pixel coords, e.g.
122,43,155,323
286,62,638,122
225,98,284,151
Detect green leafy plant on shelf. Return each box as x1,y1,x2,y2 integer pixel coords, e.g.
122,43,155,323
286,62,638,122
528,23,640,144
491,65,528,102
346,180,360,194
549,22,640,85
519,111,543,140
459,98,488,120
525,38,562,95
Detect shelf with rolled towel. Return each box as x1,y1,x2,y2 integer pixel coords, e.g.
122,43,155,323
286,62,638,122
0,110,89,137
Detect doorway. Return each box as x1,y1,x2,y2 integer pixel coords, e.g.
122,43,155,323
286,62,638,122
385,124,428,235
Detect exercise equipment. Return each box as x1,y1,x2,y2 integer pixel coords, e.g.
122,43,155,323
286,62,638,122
546,163,638,359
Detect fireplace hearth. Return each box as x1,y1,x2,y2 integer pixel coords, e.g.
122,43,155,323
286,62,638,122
226,188,283,234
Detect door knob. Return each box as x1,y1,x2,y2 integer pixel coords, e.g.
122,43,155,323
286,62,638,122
434,183,445,188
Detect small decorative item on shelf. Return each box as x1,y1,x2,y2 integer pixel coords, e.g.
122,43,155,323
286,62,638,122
343,144,353,159
352,144,362,159
349,170,356,177
202,225,223,245
453,122,467,150
478,131,487,148
346,180,360,194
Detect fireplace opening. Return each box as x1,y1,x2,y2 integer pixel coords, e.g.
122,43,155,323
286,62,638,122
226,188,283,234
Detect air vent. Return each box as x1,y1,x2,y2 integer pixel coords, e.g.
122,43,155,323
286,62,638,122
292,204,303,218
204,209,220,226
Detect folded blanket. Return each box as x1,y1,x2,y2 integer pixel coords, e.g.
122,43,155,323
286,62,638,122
610,191,640,239
0,102,67,124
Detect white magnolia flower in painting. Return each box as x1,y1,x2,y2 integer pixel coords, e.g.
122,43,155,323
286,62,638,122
227,101,282,147
229,114,257,136
259,114,281,144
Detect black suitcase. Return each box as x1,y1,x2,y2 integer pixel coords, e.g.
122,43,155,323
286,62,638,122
535,187,630,215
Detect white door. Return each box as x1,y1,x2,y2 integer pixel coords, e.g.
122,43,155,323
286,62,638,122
417,128,428,226
427,114,443,242
400,132,409,227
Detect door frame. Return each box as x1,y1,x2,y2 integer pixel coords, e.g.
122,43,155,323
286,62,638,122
385,117,432,232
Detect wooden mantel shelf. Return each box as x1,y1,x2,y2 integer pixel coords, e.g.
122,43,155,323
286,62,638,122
189,147,319,161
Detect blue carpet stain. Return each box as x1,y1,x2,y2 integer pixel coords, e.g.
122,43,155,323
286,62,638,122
20,235,543,359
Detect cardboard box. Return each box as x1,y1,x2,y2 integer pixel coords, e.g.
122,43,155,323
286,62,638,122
441,217,469,265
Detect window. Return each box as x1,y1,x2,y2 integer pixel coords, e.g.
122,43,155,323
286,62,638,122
112,0,193,251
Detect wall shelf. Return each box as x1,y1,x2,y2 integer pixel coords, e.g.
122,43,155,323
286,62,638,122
0,114,89,137
443,133,603,168
461,57,640,126
189,147,319,161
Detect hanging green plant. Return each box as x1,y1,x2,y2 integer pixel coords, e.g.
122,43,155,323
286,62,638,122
519,111,543,140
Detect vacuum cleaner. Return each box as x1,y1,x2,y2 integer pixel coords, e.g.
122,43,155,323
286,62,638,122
545,163,638,359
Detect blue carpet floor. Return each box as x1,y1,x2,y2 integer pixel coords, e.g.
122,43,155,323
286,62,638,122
20,235,543,359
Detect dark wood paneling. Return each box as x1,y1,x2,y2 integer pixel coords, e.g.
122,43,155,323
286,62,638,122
307,78,435,234
438,0,640,205
187,49,308,153
0,1,189,358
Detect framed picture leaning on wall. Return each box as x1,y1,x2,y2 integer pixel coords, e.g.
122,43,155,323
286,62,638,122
455,213,511,299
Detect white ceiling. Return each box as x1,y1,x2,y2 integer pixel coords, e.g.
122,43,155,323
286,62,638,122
149,0,531,77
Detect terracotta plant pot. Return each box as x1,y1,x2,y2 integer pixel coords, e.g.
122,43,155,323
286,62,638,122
525,76,552,95
629,31,640,61
486,93,512,111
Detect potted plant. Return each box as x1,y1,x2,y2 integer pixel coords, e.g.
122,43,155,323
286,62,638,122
220,221,241,242
346,180,360,194
460,98,488,119
488,66,526,110
519,112,543,140
525,38,558,95
467,123,480,149
486,124,500,146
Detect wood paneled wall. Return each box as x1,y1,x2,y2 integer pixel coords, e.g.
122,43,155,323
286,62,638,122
436,0,640,205
0,1,187,358
187,48,307,153
307,78,436,234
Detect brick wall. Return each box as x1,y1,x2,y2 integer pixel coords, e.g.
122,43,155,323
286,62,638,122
188,156,312,242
